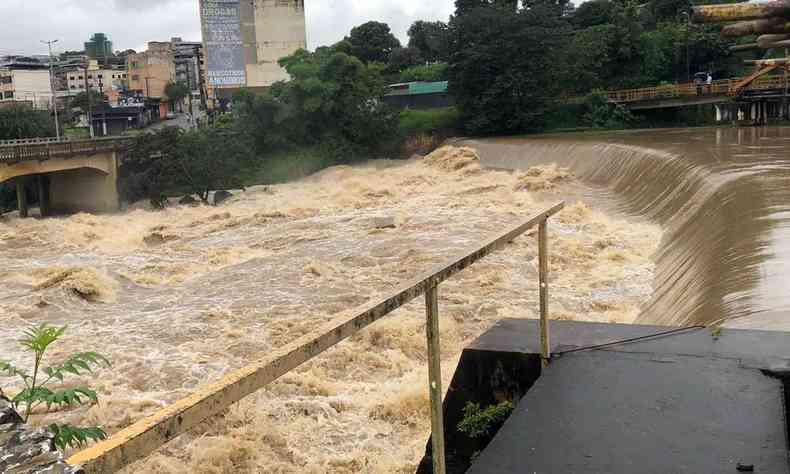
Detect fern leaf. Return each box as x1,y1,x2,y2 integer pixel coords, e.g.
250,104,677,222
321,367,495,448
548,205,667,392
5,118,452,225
20,324,66,354
45,352,111,381
49,423,107,450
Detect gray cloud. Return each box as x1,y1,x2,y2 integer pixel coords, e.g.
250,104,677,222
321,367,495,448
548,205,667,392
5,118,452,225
0,0,454,56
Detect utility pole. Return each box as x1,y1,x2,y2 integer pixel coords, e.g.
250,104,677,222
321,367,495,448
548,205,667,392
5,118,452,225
84,64,94,138
98,78,107,136
41,39,61,140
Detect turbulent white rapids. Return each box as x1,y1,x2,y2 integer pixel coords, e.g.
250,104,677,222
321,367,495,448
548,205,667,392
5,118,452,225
0,145,660,472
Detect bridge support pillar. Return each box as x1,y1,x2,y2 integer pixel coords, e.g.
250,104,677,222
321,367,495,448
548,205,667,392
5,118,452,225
15,179,28,218
36,175,50,217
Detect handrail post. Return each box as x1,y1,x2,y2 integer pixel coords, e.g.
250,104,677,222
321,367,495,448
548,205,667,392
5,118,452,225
538,218,551,366
425,282,446,474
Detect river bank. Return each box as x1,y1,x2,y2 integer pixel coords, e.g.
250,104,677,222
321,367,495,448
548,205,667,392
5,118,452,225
0,145,659,472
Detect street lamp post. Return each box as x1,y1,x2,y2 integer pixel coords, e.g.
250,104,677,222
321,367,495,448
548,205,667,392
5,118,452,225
41,39,60,140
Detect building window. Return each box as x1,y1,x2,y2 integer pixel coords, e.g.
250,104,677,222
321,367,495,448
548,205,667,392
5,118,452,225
98,74,103,78
78,75,83,80
79,84,84,89
69,76,76,81
4,91,13,99
132,75,139,81
70,85,76,89
0,76,11,85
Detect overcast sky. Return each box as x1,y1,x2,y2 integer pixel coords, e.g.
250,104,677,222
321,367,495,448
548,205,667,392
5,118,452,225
0,0,455,57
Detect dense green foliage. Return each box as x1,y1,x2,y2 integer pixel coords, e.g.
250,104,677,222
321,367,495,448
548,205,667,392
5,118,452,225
399,63,449,83
122,124,254,205
398,107,460,135
0,105,55,140
445,0,742,134
236,46,400,160
70,90,107,111
346,21,402,64
583,89,637,128
458,401,515,439
0,324,110,451
408,20,450,62
448,3,570,134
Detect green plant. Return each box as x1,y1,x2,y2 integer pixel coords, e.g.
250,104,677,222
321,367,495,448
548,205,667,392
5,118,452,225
457,400,514,439
0,324,111,450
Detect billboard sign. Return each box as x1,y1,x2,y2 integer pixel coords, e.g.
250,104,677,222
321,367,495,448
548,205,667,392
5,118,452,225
201,0,246,87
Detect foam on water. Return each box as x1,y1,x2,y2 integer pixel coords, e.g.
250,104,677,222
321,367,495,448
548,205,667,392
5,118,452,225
0,145,659,472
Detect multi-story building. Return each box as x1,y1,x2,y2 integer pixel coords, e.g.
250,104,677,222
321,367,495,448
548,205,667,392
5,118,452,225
126,42,176,100
0,65,53,110
171,38,203,93
199,0,306,104
85,33,114,62
64,60,128,105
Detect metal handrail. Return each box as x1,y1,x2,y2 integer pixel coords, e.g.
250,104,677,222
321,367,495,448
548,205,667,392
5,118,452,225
605,75,789,103
66,202,565,474
0,137,130,163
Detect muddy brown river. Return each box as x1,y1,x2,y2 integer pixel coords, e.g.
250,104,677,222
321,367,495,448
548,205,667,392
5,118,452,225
0,128,788,472
472,126,790,330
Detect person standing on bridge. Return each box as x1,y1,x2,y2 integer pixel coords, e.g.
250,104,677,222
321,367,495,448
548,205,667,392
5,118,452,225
706,73,713,93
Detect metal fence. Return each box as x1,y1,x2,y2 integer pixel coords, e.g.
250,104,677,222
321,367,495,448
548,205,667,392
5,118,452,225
66,202,565,474
606,76,789,103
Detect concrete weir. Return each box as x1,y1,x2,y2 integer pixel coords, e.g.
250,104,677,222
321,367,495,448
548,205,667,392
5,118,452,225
421,319,790,473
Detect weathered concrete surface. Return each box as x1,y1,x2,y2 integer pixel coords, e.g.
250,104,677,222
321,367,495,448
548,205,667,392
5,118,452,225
0,397,83,474
467,320,790,474
0,151,120,214
246,0,306,87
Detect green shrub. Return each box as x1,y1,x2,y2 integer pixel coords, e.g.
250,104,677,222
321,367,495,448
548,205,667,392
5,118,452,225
457,400,515,439
583,89,637,129
399,63,449,83
398,107,460,135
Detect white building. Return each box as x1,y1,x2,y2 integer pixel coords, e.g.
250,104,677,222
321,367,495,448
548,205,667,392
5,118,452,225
0,69,53,110
65,60,127,105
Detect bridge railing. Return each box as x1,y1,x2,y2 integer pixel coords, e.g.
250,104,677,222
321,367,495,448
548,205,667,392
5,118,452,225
606,76,790,103
0,137,130,164
65,202,566,474
606,78,738,103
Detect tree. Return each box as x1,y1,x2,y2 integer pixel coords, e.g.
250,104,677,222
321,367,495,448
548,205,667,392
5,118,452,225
388,47,424,73
273,48,400,159
448,3,571,134
347,21,401,64
122,125,254,205
571,0,616,28
164,81,190,106
0,105,55,140
173,126,254,203
408,20,450,62
70,90,107,111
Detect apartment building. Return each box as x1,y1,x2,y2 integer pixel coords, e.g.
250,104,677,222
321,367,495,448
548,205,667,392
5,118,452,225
127,42,176,100
0,68,53,109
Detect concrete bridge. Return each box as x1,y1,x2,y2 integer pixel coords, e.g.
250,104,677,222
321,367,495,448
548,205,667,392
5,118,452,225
606,75,790,122
0,137,130,217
